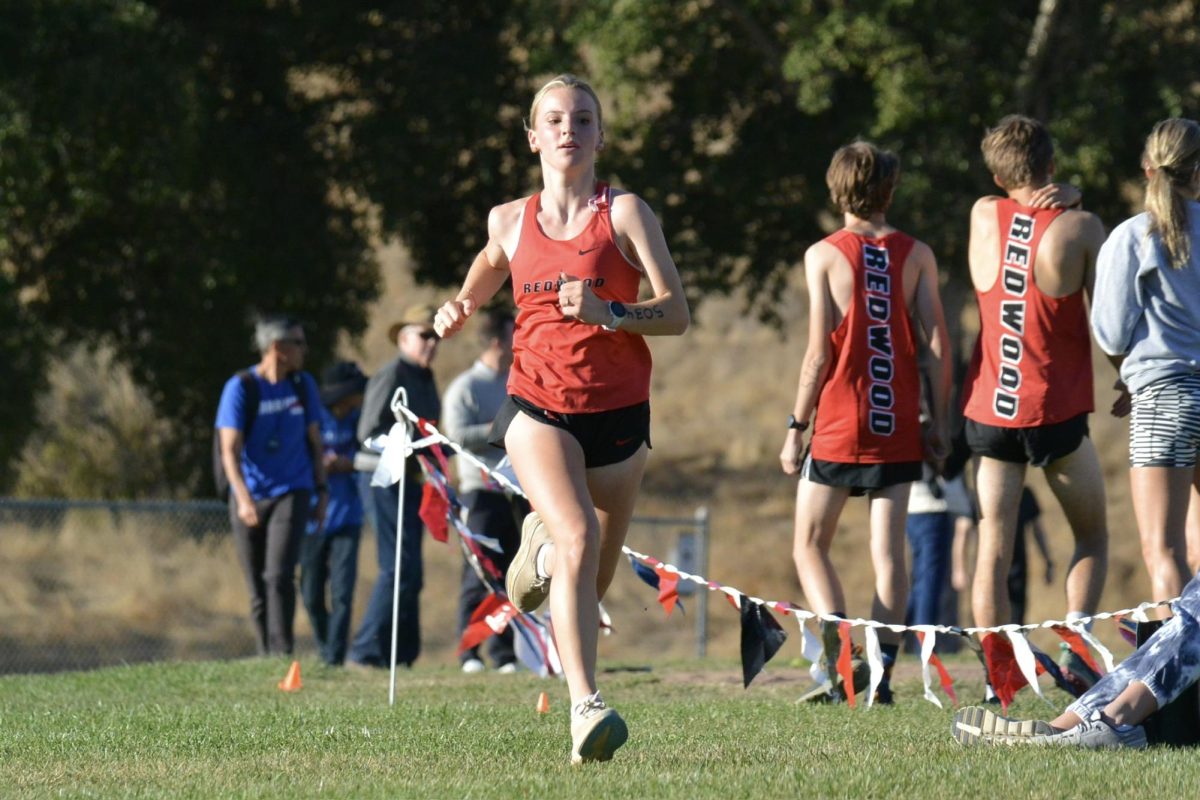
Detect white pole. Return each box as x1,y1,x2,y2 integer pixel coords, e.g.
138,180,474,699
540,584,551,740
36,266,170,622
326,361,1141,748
388,387,409,707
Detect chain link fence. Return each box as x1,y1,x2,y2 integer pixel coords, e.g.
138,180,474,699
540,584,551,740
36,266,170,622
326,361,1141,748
1,497,709,675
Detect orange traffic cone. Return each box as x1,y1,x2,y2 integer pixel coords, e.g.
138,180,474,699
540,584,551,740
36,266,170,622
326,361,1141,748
278,660,302,692
536,691,550,714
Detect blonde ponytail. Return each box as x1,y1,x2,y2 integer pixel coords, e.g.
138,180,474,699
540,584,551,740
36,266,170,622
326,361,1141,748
1142,118,1200,269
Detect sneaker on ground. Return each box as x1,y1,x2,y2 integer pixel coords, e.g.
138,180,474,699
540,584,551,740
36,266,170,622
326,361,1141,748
461,658,485,674
1032,711,1147,750
798,656,871,704
570,693,628,765
506,511,552,613
952,706,1055,746
496,662,519,674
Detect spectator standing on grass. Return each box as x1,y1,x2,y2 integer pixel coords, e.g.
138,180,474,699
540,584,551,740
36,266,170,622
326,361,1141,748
1092,118,1200,612
442,308,530,675
299,361,367,666
434,74,689,764
216,315,327,656
780,141,952,704
348,305,442,670
960,116,1109,644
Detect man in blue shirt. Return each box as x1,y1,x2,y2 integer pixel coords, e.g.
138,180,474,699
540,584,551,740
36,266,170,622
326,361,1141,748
216,315,326,656
300,361,367,666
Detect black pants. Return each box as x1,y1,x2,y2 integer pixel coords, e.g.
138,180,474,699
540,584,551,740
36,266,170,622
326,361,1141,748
299,524,361,665
229,490,311,656
456,490,527,667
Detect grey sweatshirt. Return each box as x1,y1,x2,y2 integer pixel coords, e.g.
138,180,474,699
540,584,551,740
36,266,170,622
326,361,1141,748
1091,202,1200,393
440,360,509,495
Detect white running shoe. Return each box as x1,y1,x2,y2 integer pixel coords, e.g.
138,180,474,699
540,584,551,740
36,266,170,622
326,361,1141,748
952,706,1055,745
496,662,519,674
461,658,485,674
506,512,552,612
570,693,628,765
1032,711,1148,750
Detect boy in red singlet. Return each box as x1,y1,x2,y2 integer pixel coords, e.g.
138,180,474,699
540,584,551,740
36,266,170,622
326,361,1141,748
961,115,1108,641
780,142,951,703
434,75,689,764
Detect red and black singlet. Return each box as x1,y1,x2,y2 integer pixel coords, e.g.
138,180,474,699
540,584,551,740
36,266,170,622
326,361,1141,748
507,183,652,413
963,199,1093,427
810,229,923,464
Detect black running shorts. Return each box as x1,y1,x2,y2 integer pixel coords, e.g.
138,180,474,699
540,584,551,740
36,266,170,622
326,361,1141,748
488,395,651,468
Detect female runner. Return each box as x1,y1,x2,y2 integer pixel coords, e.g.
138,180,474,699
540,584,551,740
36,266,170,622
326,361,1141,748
434,74,689,764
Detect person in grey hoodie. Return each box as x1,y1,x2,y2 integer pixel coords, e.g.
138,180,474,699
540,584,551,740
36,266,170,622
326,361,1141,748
1092,117,1200,609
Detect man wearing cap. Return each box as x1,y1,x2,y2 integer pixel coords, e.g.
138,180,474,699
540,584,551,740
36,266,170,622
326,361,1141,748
300,361,368,667
348,304,442,669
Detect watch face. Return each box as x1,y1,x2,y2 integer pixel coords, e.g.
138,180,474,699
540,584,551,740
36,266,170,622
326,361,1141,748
609,301,627,318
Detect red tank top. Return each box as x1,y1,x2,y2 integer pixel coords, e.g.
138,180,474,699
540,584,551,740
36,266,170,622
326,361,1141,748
506,183,652,413
963,199,1093,427
810,230,922,464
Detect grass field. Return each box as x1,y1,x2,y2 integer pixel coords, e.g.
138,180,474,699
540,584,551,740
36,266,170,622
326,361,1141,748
2,657,1197,799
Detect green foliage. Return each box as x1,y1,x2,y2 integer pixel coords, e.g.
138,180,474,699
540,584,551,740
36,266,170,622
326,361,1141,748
0,1,378,492
2,659,1198,797
2,2,1198,495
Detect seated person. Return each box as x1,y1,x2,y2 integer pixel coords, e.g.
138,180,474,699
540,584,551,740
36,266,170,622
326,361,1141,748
951,570,1200,749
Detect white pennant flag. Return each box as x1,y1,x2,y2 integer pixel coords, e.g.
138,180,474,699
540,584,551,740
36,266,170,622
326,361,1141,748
799,620,827,686
864,627,884,708
1076,626,1116,674
919,629,943,709
1007,630,1044,700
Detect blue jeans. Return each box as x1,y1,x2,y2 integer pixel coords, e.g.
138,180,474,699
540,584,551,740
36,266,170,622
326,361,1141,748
348,476,424,667
1068,571,1200,719
905,511,953,626
299,524,361,665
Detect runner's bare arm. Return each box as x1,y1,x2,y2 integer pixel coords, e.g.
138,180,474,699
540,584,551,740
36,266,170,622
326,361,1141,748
780,244,835,475
434,202,519,338
599,192,689,335
967,196,1000,290
912,241,952,462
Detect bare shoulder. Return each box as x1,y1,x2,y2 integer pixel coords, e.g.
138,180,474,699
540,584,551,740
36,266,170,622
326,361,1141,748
908,237,937,266
804,239,841,270
1058,208,1106,241
487,196,529,240
971,195,1001,220
609,188,653,226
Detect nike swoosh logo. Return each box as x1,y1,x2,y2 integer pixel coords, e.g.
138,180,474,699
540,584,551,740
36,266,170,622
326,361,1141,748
614,436,635,446
578,246,600,256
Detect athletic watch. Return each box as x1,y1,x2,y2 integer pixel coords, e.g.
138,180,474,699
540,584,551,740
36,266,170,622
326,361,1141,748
786,414,809,432
602,301,628,331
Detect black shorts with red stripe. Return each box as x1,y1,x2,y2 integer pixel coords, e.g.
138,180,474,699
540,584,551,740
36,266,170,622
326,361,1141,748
488,395,651,468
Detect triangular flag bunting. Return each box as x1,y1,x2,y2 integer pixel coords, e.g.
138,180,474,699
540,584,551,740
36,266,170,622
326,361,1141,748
980,633,1028,712
1050,624,1104,676
1030,644,1082,697
418,481,450,542
837,621,856,708
457,593,517,654
917,629,943,709
655,566,683,616
739,596,788,688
